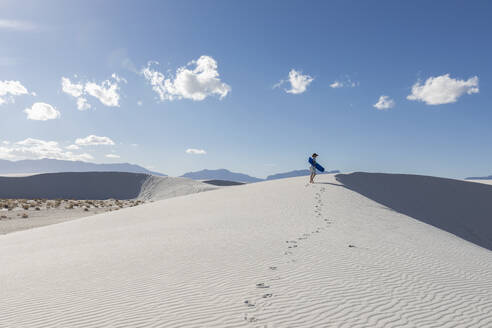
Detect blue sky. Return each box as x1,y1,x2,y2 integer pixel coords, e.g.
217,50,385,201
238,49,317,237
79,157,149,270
1,0,491,178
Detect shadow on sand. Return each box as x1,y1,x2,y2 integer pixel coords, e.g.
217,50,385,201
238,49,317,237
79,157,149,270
0,172,149,200
336,172,492,251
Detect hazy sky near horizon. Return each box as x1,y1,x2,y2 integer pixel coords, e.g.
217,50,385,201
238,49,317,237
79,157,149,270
1,0,491,178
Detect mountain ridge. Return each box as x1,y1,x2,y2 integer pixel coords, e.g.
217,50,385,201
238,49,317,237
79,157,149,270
0,158,165,176
181,168,340,183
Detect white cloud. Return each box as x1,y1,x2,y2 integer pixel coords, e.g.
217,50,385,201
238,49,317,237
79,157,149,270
61,75,123,108
141,55,231,101
0,80,30,104
61,77,92,110
407,74,479,105
0,138,93,161
111,73,127,83
61,77,84,97
274,69,314,94
76,97,91,110
75,135,115,146
137,100,143,106
105,154,121,159
24,102,60,121
66,144,80,150
329,81,343,88
85,80,120,107
0,19,36,31
186,148,206,155
373,95,395,110
329,77,359,88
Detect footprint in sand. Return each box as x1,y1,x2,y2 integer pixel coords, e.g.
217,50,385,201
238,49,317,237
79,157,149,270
269,266,277,270
262,293,273,298
244,314,257,323
256,283,270,289
244,300,255,307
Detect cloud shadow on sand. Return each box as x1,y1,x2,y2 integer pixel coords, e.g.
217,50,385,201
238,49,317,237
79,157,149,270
336,172,492,251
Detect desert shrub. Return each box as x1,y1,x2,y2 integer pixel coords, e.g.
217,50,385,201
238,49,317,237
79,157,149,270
35,207,40,211
22,213,28,218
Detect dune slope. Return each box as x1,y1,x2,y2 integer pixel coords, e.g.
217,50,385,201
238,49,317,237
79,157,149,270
336,172,492,250
0,174,491,327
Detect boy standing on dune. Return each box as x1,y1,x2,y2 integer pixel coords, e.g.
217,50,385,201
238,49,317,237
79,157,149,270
309,153,318,183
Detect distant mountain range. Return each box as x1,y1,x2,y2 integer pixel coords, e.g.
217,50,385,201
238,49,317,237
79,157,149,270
0,159,165,176
465,175,492,180
266,169,340,180
181,168,340,183
181,169,263,183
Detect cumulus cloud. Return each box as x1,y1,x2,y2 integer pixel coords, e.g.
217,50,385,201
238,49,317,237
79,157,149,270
141,55,231,101
24,102,60,121
329,81,343,88
329,76,359,88
186,148,206,155
61,75,123,109
84,80,120,107
0,19,36,31
76,97,91,110
105,154,121,158
274,69,314,94
0,80,30,104
0,138,93,161
407,74,479,105
61,77,83,97
66,144,80,150
111,73,127,83
75,135,115,146
373,95,395,110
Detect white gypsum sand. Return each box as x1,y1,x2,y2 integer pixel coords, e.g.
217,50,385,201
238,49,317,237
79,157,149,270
0,174,491,327
466,179,492,186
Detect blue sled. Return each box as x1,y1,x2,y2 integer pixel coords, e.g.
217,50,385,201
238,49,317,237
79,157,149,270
308,157,325,173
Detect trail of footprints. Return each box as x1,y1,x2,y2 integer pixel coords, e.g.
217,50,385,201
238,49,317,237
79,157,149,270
243,186,335,325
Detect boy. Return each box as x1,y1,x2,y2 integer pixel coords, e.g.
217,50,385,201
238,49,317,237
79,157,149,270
309,153,319,183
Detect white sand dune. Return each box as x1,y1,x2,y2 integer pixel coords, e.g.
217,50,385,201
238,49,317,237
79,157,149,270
0,172,216,201
1,174,491,327
467,179,492,186
138,175,217,201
